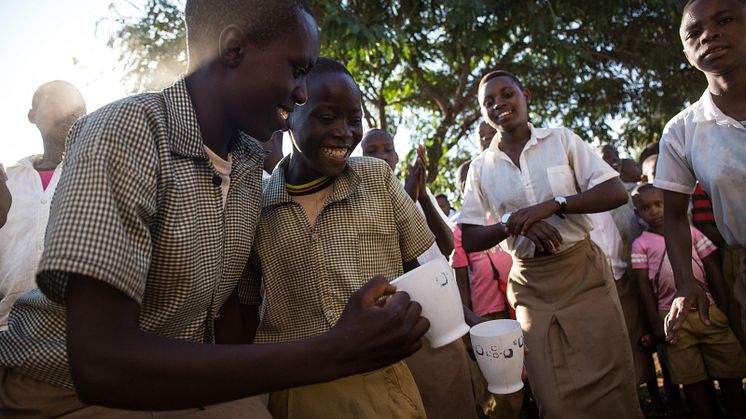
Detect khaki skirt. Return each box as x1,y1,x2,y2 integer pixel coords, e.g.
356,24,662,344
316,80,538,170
508,238,643,419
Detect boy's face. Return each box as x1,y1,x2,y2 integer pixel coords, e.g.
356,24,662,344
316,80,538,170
479,76,530,133
680,0,746,75
641,154,658,183
29,89,86,144
225,11,320,142
436,196,451,215
599,145,621,172
477,121,497,152
620,159,642,183
634,188,664,229
289,71,363,178
361,132,399,171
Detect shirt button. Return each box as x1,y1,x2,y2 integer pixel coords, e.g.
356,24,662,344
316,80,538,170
40,199,47,204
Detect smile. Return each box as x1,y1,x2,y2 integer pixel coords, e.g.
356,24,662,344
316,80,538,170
321,147,348,160
497,110,513,119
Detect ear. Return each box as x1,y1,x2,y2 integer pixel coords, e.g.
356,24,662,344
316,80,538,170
28,109,36,124
218,24,246,68
523,88,532,105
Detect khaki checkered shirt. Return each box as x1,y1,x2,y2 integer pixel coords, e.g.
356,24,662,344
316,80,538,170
0,78,265,389
244,156,435,344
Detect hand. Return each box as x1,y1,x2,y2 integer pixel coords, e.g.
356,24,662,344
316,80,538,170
414,145,428,201
404,163,423,202
331,276,430,372
506,200,559,236
664,283,710,344
520,221,563,253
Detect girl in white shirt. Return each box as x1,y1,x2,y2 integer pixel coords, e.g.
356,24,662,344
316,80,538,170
459,70,643,418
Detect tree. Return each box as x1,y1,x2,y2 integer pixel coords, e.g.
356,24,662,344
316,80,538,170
105,0,703,193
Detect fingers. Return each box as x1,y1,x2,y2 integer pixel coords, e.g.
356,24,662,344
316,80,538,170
356,275,394,305
664,303,685,344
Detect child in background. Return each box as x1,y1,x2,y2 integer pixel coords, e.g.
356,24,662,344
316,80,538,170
631,184,746,419
246,58,434,419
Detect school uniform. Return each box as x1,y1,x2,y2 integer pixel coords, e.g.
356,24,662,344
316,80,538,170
631,227,746,384
460,124,643,418
0,156,62,330
248,156,434,419
0,78,271,417
656,89,746,341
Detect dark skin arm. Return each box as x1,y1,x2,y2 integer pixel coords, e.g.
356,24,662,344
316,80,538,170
505,177,628,237
635,268,665,344
455,267,472,310
65,274,428,410
702,253,728,315
662,190,710,344
461,221,562,254
0,176,10,229
405,145,454,256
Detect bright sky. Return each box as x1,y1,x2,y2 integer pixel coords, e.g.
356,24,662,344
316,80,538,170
0,0,147,168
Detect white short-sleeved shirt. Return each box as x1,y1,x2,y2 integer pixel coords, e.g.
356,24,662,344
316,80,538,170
459,124,618,258
655,90,746,247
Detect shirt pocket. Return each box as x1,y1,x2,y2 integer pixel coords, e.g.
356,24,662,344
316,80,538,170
357,215,401,280
546,164,578,197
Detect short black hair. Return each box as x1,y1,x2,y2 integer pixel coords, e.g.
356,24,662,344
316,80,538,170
479,70,524,91
631,183,659,207
362,128,394,144
638,142,660,166
683,0,746,10
308,56,355,83
435,193,448,201
185,0,313,58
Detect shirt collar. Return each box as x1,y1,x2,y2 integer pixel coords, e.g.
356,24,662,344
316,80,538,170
17,155,63,171
162,77,263,171
693,89,744,129
487,123,552,154
263,156,363,209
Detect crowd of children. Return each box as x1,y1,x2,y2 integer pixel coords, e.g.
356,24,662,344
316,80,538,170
0,0,744,418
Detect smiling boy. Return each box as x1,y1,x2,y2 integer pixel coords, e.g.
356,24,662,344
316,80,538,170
655,0,746,343
0,1,428,416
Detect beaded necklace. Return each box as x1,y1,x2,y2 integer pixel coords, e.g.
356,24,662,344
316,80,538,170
285,175,334,196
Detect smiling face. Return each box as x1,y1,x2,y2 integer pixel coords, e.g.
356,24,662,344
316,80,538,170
479,76,531,133
288,71,364,179
224,10,320,142
634,187,664,229
680,0,746,75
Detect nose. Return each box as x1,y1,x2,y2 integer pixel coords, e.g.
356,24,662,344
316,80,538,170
700,25,720,44
292,80,308,106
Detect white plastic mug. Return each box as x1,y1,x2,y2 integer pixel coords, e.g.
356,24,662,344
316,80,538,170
469,319,525,394
390,257,469,348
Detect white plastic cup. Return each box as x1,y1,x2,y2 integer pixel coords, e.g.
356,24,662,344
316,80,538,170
469,319,525,394
390,257,469,348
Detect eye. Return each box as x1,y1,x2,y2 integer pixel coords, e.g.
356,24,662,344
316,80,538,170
348,117,362,125
502,90,514,99
686,29,702,40
482,99,493,108
292,64,310,79
718,16,734,25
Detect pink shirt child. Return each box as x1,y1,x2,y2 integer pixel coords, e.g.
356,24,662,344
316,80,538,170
37,170,55,191
631,226,716,311
451,225,512,316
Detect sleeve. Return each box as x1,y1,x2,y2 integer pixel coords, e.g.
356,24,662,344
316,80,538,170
691,226,717,259
36,103,159,305
630,237,649,270
450,227,468,269
458,156,490,226
654,119,697,194
386,166,435,264
237,247,263,306
564,129,619,191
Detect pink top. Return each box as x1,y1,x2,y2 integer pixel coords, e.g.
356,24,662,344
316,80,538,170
37,169,55,191
631,227,716,311
450,226,512,316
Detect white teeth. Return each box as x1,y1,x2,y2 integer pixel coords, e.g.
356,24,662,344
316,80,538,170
498,111,512,118
322,148,347,159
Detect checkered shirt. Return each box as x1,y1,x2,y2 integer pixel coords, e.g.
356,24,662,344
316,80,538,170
0,78,265,389
243,156,435,344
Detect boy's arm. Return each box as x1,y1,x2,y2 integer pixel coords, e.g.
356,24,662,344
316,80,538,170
454,267,472,310
663,190,711,343
702,253,728,315
461,223,508,253
418,191,454,256
634,268,665,343
66,274,428,410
